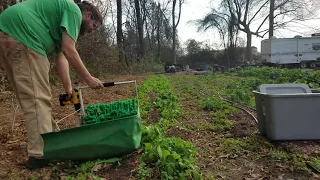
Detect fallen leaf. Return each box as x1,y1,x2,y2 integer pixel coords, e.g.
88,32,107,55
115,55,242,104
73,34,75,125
245,178,255,180
92,164,102,172
230,154,238,159
216,174,226,179
312,173,320,179
8,140,19,144
251,174,261,178
59,172,67,176
219,154,230,158
277,174,285,179
276,163,287,169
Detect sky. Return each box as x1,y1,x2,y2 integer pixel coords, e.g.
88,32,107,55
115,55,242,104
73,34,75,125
176,0,320,52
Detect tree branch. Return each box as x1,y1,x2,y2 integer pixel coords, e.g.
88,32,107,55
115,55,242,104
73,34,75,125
249,0,269,25
255,13,269,33
243,0,250,24
175,0,184,28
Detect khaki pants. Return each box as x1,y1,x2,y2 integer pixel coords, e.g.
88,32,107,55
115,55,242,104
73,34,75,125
0,31,53,158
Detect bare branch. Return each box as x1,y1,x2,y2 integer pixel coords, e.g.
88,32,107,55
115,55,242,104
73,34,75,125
175,0,184,28
248,0,269,24
243,0,250,24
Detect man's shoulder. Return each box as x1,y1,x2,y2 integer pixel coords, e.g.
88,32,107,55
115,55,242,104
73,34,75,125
63,0,81,13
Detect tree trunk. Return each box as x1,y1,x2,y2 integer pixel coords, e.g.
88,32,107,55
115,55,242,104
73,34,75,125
157,3,161,59
117,0,126,65
172,0,177,64
134,0,145,60
246,31,252,63
269,0,275,38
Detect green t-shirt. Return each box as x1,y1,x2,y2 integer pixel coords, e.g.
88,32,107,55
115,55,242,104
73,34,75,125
0,0,82,57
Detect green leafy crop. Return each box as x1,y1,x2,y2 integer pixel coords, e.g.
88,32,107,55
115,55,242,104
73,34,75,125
141,137,202,180
82,99,137,125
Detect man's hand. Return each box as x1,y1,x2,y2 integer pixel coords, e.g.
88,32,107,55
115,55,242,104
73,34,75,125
84,76,104,89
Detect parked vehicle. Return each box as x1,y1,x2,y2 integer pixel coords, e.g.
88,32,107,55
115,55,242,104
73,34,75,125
164,63,184,73
260,34,320,68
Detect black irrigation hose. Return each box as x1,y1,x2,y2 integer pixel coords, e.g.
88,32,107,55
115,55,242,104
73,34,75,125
219,96,258,123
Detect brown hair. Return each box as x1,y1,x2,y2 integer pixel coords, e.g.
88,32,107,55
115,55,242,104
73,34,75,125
76,1,103,24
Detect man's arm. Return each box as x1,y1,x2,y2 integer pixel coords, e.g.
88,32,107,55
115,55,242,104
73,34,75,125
56,53,72,95
61,31,103,89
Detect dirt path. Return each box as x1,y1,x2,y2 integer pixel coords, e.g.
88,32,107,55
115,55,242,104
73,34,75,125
0,74,149,179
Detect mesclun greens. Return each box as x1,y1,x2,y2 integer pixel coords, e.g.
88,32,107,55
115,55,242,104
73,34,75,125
137,75,201,179
233,67,320,88
224,67,320,107
140,137,201,179
82,99,137,125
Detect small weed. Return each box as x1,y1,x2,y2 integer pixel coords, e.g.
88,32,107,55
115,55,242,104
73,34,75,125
76,161,96,174
65,158,120,175
212,118,232,131
203,172,216,180
245,136,273,152
215,164,227,170
290,154,310,173
210,111,228,119
308,157,320,172
200,96,231,111
216,138,248,155
268,151,310,173
268,151,290,161
136,162,152,180
9,173,42,180
185,122,212,131
9,174,22,180
64,174,104,180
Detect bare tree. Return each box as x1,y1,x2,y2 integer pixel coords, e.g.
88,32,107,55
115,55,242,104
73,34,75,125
195,9,239,66
269,0,275,38
172,0,184,64
134,0,145,59
199,0,320,62
117,0,126,65
157,3,162,58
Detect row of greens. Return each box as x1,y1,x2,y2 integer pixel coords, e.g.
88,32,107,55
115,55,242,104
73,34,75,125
233,67,320,88
170,75,237,132
136,75,202,179
225,67,320,107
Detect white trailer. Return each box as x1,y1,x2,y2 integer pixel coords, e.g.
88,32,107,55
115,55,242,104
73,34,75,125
260,35,320,68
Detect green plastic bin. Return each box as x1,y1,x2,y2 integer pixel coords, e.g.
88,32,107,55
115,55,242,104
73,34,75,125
41,100,142,161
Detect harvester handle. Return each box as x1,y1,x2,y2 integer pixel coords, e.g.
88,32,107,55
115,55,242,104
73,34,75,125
78,80,136,89
103,82,115,87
